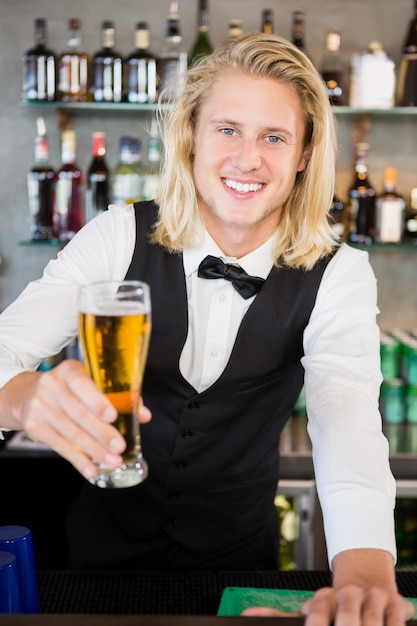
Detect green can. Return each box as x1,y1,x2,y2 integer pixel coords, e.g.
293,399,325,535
380,378,406,424
380,336,401,381
405,384,417,423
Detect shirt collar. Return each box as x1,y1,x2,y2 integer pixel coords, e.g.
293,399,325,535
183,230,275,280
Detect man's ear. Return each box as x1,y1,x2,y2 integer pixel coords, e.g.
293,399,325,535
297,144,311,172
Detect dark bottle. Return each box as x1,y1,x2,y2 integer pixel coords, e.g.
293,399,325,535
157,2,189,102
328,194,345,240
189,0,214,66
54,128,84,241
85,132,110,222
321,29,345,105
92,21,123,102
261,9,274,34
27,117,56,240
404,187,417,244
127,22,158,104
347,142,376,245
292,9,307,52
22,18,56,101
397,0,417,106
57,17,91,102
374,167,405,244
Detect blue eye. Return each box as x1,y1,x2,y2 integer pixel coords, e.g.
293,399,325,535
222,128,235,136
267,135,281,143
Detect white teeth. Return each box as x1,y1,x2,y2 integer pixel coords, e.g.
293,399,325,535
224,179,263,193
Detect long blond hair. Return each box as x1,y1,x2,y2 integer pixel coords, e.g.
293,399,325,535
152,32,338,269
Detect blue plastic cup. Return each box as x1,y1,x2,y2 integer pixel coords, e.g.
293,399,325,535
0,526,39,613
0,551,23,613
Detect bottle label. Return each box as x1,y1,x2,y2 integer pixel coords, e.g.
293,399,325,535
376,198,405,242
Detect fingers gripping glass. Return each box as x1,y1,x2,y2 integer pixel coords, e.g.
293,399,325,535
78,280,151,488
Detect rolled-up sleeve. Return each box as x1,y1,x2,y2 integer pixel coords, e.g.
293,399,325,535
302,243,396,567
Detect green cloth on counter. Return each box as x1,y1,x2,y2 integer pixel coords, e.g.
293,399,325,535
217,587,417,616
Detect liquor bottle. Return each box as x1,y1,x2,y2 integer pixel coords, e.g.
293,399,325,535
347,142,376,245
85,132,110,222
157,2,188,102
126,22,158,104
321,29,345,105
397,0,417,106
54,128,84,241
92,21,123,102
22,18,56,102
261,9,274,34
189,0,214,66
292,9,307,52
142,121,163,201
57,17,91,102
328,193,345,239
27,117,56,241
374,167,405,244
404,187,417,244
228,19,243,39
112,137,144,206
349,40,396,109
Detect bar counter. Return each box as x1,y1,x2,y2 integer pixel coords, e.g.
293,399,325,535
34,569,417,614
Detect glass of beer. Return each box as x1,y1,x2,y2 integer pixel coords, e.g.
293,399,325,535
78,280,151,488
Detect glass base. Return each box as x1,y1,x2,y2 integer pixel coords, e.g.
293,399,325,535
90,458,148,489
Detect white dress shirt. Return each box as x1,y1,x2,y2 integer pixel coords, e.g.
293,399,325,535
0,204,396,566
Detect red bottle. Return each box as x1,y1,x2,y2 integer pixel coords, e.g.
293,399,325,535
54,128,84,241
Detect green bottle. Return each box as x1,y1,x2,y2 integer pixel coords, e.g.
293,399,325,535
189,0,213,66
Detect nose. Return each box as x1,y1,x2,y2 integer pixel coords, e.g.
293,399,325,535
231,137,262,171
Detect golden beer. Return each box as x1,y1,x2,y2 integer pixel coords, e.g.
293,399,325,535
78,281,151,488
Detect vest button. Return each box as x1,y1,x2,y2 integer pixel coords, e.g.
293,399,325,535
182,430,194,438
176,460,187,469
188,401,200,410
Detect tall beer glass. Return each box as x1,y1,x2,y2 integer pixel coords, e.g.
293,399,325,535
78,280,151,488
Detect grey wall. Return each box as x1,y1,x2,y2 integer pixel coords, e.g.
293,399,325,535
0,0,416,330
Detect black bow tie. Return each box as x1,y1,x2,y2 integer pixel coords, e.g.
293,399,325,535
198,255,265,299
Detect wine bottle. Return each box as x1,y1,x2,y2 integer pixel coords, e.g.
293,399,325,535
92,21,123,102
397,0,417,106
292,9,307,52
374,167,405,244
27,116,56,241
321,29,345,105
112,137,144,206
404,187,417,244
57,17,91,102
260,9,274,34
85,132,110,222
157,2,188,102
189,0,213,66
347,142,376,246
55,128,84,241
22,18,56,102
142,121,163,201
126,22,158,104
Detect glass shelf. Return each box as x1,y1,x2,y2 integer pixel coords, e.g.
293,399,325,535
18,101,417,116
18,101,165,112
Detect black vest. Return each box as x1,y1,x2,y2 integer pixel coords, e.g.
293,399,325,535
66,201,333,570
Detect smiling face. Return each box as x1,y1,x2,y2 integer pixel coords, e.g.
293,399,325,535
192,73,311,257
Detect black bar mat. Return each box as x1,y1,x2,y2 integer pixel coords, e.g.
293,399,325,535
37,570,417,615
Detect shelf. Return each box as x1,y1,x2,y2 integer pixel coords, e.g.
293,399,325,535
18,101,166,112
18,101,417,116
